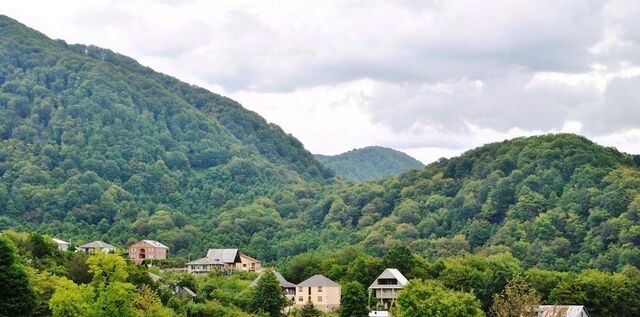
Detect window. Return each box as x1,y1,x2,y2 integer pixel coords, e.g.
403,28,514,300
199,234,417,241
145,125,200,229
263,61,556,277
243,263,247,267
317,296,323,302
298,287,304,292
298,296,303,302
378,278,398,285
318,286,323,292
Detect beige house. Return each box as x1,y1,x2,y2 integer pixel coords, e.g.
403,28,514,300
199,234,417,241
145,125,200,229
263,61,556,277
76,241,116,253
536,305,590,317
369,268,409,311
186,249,261,273
128,240,169,264
295,275,341,312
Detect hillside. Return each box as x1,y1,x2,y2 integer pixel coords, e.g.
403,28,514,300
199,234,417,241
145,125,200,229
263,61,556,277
315,146,424,182
0,15,331,255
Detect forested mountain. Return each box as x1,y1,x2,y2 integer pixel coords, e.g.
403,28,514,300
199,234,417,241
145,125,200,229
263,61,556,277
3,15,640,278
315,146,423,182
0,15,331,256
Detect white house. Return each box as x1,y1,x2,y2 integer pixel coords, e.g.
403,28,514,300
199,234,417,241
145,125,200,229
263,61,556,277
76,241,116,253
536,305,590,317
51,238,69,251
368,268,409,311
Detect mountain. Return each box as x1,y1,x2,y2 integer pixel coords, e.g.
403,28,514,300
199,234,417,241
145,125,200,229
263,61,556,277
299,134,640,271
0,15,331,251
315,146,423,182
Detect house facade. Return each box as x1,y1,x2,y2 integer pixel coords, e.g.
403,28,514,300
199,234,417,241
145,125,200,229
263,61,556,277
295,275,341,312
128,240,169,264
186,249,261,273
536,305,590,317
368,268,409,312
77,241,116,253
251,271,297,302
52,238,69,251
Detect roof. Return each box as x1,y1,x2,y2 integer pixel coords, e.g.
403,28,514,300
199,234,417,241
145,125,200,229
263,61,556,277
51,238,69,245
537,305,590,317
369,268,409,289
297,275,340,287
79,241,115,249
141,240,169,249
148,272,161,282
174,286,196,298
186,257,224,265
369,312,390,317
251,271,296,288
206,249,240,263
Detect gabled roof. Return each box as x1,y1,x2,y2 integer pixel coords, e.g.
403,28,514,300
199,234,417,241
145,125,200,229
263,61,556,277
186,257,224,265
79,241,115,249
537,305,590,317
52,238,69,245
141,240,168,249
206,249,240,263
297,274,340,287
251,271,296,288
174,286,196,298
369,268,409,289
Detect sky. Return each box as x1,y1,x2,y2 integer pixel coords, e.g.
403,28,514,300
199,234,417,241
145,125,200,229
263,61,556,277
3,0,640,164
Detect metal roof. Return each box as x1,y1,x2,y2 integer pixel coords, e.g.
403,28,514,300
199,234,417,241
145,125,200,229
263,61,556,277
206,249,240,263
78,241,115,249
297,274,340,287
141,240,169,249
51,238,68,245
369,268,409,289
186,257,224,265
251,271,296,288
537,305,590,317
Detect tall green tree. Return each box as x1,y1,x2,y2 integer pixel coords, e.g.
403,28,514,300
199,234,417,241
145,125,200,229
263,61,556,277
491,275,540,317
0,236,36,317
383,245,415,277
340,281,369,317
299,301,322,317
249,270,288,317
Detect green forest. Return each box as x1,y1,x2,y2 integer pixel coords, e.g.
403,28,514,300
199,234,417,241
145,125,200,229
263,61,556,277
2,14,640,316
315,146,423,182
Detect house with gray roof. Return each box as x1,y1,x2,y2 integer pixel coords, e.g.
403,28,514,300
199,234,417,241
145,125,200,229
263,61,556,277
51,238,69,251
295,274,341,312
251,271,297,301
186,249,261,274
76,241,116,253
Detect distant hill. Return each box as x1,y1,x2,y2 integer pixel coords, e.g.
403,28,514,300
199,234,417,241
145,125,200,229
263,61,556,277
316,146,424,182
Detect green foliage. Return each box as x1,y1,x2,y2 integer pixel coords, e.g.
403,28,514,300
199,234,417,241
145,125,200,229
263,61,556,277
339,282,369,317
298,301,322,317
395,279,485,317
316,146,423,182
0,235,37,316
249,270,288,317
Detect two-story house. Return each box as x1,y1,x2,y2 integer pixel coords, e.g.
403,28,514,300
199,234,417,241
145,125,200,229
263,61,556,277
251,271,297,302
128,240,169,264
368,268,409,311
186,249,261,273
295,275,341,312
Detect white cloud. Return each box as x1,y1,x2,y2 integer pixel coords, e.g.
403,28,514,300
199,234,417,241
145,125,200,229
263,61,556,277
2,0,640,163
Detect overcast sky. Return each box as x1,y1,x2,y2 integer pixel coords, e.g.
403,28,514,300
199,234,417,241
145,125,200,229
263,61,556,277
3,0,640,163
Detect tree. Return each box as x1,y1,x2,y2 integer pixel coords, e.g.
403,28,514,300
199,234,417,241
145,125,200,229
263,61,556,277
383,245,415,278
86,252,129,287
0,236,36,316
299,301,322,317
491,275,541,317
249,270,288,317
395,279,484,317
340,281,369,317
49,279,93,317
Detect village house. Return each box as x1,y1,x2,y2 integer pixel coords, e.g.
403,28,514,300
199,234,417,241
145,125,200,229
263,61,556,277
536,305,590,317
52,238,69,251
251,271,297,302
186,249,261,273
295,274,341,312
128,240,169,264
368,268,409,312
76,241,116,253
